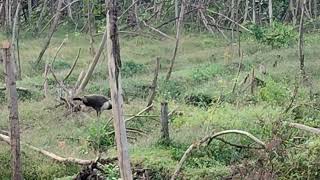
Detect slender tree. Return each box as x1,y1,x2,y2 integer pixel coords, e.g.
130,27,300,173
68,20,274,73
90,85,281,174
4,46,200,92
106,0,133,179
2,41,23,180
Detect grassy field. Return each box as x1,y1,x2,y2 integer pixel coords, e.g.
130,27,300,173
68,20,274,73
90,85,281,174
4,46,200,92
1,29,320,179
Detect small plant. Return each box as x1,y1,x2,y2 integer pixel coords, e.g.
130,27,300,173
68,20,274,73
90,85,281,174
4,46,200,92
121,60,146,77
190,64,224,82
103,164,120,180
86,122,115,152
158,79,187,100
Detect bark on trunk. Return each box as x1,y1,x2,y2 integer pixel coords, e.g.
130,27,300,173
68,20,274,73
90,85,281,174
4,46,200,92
2,41,23,180
165,0,186,81
106,0,133,179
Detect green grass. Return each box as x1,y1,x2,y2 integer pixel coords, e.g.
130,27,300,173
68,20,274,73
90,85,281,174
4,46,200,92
1,30,320,179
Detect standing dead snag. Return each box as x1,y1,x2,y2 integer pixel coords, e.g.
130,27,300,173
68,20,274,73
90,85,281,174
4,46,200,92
160,102,170,143
106,0,133,179
298,0,306,79
2,41,23,180
165,0,186,81
147,57,160,107
35,0,64,64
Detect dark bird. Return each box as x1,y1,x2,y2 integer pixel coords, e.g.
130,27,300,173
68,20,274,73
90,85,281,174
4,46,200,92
73,95,112,117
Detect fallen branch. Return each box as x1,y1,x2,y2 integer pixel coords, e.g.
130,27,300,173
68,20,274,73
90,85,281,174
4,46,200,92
288,122,320,135
125,104,153,123
171,130,266,180
142,21,175,40
0,133,117,165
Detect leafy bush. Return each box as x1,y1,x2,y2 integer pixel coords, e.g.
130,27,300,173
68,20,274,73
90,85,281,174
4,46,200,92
86,121,115,152
184,93,213,108
103,164,120,180
249,22,297,48
258,79,289,105
190,64,224,82
121,61,146,77
158,78,187,100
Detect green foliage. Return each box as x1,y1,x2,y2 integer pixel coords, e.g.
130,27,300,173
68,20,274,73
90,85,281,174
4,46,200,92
53,59,71,70
158,78,187,100
103,164,120,180
274,138,320,179
249,22,297,48
190,64,225,82
0,149,79,179
121,61,146,77
259,79,289,105
86,121,115,152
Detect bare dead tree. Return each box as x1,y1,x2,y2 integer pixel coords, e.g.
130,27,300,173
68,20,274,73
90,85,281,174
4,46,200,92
2,41,23,180
160,102,169,142
35,0,48,33
106,0,133,179
35,0,64,64
147,57,160,107
165,0,186,81
11,1,21,80
269,0,273,25
298,0,306,79
76,26,108,95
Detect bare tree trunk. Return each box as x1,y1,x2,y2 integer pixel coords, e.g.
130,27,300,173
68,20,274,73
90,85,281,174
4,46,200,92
147,57,160,107
76,27,108,95
269,0,273,25
35,0,64,64
43,61,49,98
106,0,133,179
88,0,96,56
244,0,249,22
28,0,32,19
133,0,140,29
2,41,23,180
175,0,179,26
35,0,48,33
11,1,21,80
314,0,318,18
252,0,256,23
165,0,186,81
160,102,169,142
299,0,306,78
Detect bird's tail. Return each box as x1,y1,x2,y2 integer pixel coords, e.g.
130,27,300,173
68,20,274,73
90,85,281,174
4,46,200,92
72,97,83,101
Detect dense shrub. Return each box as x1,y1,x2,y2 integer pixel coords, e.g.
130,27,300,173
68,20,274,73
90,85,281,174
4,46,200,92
190,64,225,82
121,61,146,77
86,121,115,152
158,78,187,100
184,93,213,108
249,22,297,48
258,79,289,105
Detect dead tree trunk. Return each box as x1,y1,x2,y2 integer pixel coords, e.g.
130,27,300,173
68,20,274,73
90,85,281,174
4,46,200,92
165,0,186,81
35,0,64,64
147,57,160,107
269,0,273,25
35,0,48,33
11,1,21,80
76,26,108,95
106,0,133,179
252,0,256,23
160,102,169,143
299,0,306,78
2,41,23,180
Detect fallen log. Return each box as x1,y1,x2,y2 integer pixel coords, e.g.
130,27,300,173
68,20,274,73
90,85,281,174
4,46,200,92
0,133,117,165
